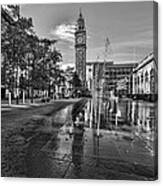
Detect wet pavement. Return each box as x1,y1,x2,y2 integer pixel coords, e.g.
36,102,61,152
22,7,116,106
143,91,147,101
1,98,157,180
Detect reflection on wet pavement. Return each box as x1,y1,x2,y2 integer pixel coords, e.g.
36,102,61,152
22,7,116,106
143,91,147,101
22,98,157,180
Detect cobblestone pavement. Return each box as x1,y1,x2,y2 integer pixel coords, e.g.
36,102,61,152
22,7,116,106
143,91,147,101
1,99,80,177
1,99,157,180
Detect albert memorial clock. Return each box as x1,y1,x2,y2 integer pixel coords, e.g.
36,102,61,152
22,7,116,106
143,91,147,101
75,10,86,86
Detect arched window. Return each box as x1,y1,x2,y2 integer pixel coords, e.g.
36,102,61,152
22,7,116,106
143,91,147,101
140,73,144,93
137,76,140,85
144,71,149,93
150,68,155,94
145,71,148,82
141,73,144,83
135,77,137,85
150,68,154,78
137,76,140,94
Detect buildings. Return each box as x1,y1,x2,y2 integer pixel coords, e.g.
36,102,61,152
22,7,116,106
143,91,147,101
86,61,105,91
86,62,94,91
132,52,158,101
86,52,158,102
86,61,137,96
75,10,87,86
104,62,137,96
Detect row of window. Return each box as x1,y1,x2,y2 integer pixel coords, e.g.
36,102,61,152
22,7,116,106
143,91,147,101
134,69,155,85
105,70,132,76
105,76,128,81
105,67,132,73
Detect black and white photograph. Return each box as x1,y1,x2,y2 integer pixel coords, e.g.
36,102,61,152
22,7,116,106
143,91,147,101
1,1,158,180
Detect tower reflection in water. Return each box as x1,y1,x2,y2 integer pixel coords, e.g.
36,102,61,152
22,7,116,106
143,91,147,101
71,106,85,176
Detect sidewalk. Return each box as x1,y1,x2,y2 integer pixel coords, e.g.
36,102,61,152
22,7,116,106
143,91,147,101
1,98,81,112
1,98,83,177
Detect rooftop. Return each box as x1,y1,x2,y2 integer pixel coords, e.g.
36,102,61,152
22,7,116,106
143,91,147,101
133,52,156,72
86,61,137,67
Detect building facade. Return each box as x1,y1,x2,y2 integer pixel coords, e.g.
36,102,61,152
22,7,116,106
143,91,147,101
132,52,158,101
86,61,137,96
86,63,93,91
86,61,106,93
75,10,86,86
104,62,137,96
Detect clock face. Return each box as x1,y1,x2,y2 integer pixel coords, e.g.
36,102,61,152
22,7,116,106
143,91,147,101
77,36,83,44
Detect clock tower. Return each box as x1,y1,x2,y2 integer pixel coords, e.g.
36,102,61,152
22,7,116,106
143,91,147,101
75,9,86,86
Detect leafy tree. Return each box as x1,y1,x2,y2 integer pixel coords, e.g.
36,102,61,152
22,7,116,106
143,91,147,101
36,40,62,98
72,72,82,88
1,5,34,103
1,5,63,103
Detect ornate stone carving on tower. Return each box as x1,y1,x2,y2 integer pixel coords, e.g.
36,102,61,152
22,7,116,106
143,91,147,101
75,9,86,86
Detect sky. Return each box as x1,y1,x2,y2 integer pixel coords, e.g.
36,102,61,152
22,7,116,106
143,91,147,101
20,1,154,68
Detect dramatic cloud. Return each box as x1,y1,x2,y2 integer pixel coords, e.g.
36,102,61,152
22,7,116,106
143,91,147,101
59,62,75,70
51,23,76,43
21,3,153,66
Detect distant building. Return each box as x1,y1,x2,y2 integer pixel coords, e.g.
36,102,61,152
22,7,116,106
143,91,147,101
75,10,87,86
132,52,158,100
86,61,105,91
86,61,137,96
104,62,137,96
86,63,94,91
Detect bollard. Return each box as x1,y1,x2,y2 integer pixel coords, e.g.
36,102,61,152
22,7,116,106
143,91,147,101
97,127,100,137
8,92,11,106
23,90,25,104
69,124,73,134
115,114,118,128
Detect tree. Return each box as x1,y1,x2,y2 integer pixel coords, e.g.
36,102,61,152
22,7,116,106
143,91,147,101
1,5,34,104
72,72,82,88
64,66,75,91
36,40,62,98
1,5,63,103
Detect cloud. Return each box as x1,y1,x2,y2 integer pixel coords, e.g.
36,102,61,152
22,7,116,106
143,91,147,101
87,37,152,63
50,23,76,43
60,63,75,70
